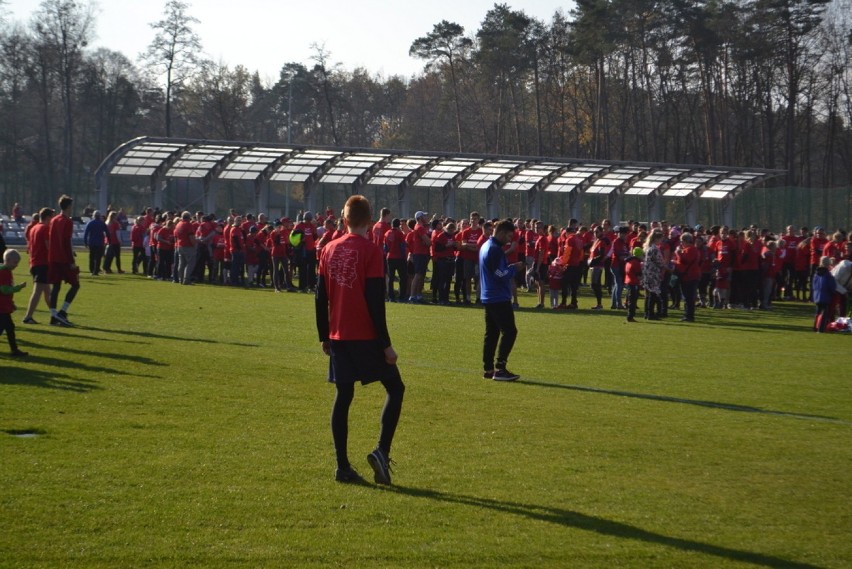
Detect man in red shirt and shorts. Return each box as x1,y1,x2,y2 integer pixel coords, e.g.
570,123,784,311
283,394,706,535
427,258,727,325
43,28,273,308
316,195,405,485
48,195,80,327
22,208,54,324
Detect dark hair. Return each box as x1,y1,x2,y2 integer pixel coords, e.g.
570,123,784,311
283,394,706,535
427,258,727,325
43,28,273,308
496,219,515,234
392,218,401,228
380,207,391,217
39,207,55,221
58,194,73,211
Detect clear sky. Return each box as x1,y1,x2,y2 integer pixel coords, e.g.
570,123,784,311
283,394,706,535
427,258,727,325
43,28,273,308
2,0,576,83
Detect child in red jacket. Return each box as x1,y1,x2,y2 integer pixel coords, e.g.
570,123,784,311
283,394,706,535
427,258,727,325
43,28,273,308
0,249,28,356
625,247,644,322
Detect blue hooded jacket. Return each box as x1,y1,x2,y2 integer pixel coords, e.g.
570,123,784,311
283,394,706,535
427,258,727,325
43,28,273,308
479,236,516,304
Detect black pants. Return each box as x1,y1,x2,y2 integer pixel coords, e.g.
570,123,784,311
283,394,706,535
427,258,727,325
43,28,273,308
104,244,121,271
483,301,517,372
681,279,697,321
0,313,19,352
299,254,317,290
434,258,454,303
561,266,581,306
387,258,407,301
89,245,105,275
644,291,662,319
131,246,147,274
626,284,640,319
331,376,405,470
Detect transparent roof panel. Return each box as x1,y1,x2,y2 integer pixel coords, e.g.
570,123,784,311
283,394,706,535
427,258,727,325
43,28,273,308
584,167,643,195
218,147,294,181
545,164,610,193
270,150,343,183
414,159,480,188
623,169,689,195
166,145,240,178
458,161,524,190
111,142,186,177
368,156,436,186
502,163,564,191
320,153,391,185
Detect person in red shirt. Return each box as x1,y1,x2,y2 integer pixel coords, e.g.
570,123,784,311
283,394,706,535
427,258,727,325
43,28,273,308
674,233,701,321
558,225,585,309
269,220,292,291
457,212,483,303
587,226,609,310
173,211,197,285
103,211,124,274
794,234,812,300
210,224,226,284
193,214,215,283
130,216,147,274
229,216,246,286
47,195,80,327
156,218,175,281
294,212,318,292
695,235,714,308
624,247,643,322
809,227,829,287
824,231,846,264
371,208,391,249
22,208,54,324
738,230,761,309
780,225,801,299
609,226,629,309
316,194,404,485
408,211,431,303
431,220,457,305
532,221,549,308
0,249,28,356
760,240,780,310
384,218,407,302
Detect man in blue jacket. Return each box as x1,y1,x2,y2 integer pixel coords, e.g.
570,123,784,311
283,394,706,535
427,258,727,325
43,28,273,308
479,218,525,381
83,211,108,276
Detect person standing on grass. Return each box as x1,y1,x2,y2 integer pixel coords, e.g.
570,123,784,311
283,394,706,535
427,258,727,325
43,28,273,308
83,211,107,276
316,194,405,485
22,208,54,325
48,195,80,327
1,249,28,357
103,211,124,274
480,218,524,382
174,212,197,285
812,256,836,333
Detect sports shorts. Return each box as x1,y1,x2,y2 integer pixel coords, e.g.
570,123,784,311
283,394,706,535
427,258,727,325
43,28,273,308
30,265,49,284
48,263,80,286
328,339,401,385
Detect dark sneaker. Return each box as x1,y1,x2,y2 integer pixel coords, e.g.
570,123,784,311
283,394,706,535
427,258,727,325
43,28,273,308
493,369,520,382
335,467,366,484
22,317,38,324
50,316,72,327
367,448,392,485
483,370,494,379
56,311,74,327
11,350,29,357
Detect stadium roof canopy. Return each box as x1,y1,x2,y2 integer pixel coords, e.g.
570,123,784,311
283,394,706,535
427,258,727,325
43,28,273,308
95,136,785,225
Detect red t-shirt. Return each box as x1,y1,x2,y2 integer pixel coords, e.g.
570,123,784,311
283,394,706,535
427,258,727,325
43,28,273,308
714,238,734,268
431,230,455,259
131,224,146,248
230,227,245,252
674,245,701,281
156,227,174,250
29,223,50,267
534,235,549,265
810,237,828,265
524,229,537,257
610,237,628,270
625,258,643,286
48,214,74,264
319,233,384,341
174,220,195,248
294,222,316,251
372,221,390,248
410,224,430,256
270,230,288,257
107,221,121,246
384,228,406,260
458,226,483,262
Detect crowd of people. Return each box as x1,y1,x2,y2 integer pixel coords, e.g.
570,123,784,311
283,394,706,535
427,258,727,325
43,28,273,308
3,198,852,358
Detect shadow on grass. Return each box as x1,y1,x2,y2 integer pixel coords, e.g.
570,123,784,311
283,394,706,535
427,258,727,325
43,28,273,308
388,486,823,569
0,364,101,392
519,380,849,425
20,341,168,367
78,325,260,347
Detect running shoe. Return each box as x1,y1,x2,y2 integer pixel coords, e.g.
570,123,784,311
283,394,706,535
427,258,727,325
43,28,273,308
367,448,392,485
493,369,520,382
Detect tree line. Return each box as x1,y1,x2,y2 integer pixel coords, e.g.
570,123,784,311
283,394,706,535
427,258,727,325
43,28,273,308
1,0,850,217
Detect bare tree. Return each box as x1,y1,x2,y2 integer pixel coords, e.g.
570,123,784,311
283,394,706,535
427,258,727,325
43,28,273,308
142,0,201,137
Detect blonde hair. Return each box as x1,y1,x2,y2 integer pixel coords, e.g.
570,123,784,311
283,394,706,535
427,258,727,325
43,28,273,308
3,248,21,264
644,231,663,250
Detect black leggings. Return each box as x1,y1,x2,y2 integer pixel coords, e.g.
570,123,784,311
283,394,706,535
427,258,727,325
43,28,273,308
0,313,19,352
331,376,405,470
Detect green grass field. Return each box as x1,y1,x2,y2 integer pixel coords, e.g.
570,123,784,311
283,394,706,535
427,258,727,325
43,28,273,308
1,262,850,568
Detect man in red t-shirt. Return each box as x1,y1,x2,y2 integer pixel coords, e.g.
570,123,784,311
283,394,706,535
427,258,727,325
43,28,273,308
174,211,197,285
384,218,408,302
408,211,432,302
458,212,483,303
294,212,318,291
372,208,391,249
316,194,404,485
22,207,54,324
47,195,79,327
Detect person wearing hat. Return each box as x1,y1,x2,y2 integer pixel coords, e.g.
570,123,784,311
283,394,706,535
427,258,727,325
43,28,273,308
408,211,431,303
82,210,107,276
674,233,701,321
624,246,644,322
609,225,630,309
